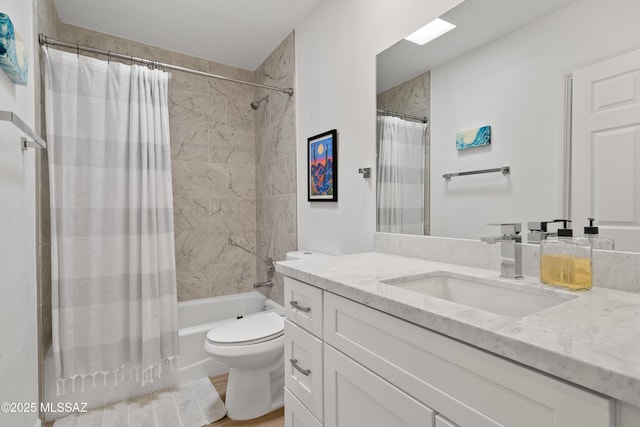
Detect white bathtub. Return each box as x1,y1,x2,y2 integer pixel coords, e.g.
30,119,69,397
177,292,284,374
44,291,284,421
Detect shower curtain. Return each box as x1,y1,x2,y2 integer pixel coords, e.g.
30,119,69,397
377,115,427,235
43,47,179,392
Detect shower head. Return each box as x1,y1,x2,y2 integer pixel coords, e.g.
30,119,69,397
250,95,269,110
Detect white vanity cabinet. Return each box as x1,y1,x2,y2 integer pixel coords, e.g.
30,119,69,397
324,292,611,427
284,276,617,427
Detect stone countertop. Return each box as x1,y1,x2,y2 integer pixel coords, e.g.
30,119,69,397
276,252,640,407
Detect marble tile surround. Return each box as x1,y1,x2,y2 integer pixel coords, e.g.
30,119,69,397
35,0,60,421
374,232,640,293
377,70,430,122
254,33,298,306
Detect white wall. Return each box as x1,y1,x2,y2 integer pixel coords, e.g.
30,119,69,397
295,0,463,255
0,1,40,426
429,0,640,239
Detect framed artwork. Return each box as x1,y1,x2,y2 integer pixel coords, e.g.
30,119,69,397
456,125,491,150
0,13,28,85
308,129,337,202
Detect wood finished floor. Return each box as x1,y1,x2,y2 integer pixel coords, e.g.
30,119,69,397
45,373,284,427
206,374,284,427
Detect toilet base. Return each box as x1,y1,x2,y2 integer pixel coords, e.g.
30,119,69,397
225,355,284,420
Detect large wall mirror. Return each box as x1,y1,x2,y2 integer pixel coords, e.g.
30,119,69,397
376,0,640,252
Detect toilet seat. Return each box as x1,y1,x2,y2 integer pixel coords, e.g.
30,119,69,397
206,312,284,346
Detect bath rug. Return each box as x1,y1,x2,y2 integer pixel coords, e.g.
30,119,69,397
53,377,226,427
189,377,227,423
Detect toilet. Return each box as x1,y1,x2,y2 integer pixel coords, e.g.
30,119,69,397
204,312,284,420
203,250,330,420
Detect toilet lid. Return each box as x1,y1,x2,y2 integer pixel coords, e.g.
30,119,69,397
206,312,284,346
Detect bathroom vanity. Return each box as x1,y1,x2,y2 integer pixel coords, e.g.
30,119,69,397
277,252,640,427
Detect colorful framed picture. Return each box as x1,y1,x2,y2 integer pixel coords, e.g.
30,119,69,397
308,129,337,202
456,126,491,150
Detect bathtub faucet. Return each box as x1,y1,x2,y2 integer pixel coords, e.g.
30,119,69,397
254,280,273,289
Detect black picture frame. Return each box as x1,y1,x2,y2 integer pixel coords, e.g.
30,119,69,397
307,129,337,202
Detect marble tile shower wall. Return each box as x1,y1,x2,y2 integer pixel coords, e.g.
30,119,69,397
43,23,259,304
35,0,60,419
377,71,431,234
254,33,297,306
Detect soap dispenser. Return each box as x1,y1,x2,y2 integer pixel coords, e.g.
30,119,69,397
582,218,615,250
540,220,592,290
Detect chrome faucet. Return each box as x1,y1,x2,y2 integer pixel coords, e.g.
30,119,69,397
527,220,560,244
481,223,523,279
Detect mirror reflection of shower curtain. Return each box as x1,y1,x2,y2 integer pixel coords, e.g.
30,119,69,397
43,47,179,391
377,116,427,235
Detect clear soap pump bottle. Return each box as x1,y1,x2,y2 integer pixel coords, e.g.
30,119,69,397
582,218,615,250
540,220,593,290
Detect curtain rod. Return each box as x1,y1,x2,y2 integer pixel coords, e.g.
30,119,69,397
38,34,294,96
377,108,427,124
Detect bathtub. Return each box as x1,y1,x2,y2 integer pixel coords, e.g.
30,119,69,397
44,291,284,420
177,292,284,375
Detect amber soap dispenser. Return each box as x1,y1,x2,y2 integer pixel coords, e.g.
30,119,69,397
540,220,592,290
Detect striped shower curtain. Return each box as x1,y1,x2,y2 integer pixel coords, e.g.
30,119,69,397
43,47,179,392
377,115,427,235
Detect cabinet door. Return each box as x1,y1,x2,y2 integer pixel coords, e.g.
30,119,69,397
324,345,434,427
285,388,322,427
618,401,640,427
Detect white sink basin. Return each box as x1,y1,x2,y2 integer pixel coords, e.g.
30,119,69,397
380,272,577,317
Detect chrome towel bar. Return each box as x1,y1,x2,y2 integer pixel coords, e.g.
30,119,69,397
0,110,47,150
443,166,509,181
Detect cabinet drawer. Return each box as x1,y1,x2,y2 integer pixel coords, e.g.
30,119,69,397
324,292,612,427
324,344,434,427
285,388,322,427
436,415,458,427
284,320,323,421
285,277,323,337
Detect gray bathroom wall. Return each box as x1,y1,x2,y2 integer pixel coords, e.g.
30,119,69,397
255,33,298,306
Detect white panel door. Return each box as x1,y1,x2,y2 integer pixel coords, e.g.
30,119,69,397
572,49,640,251
324,345,434,427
